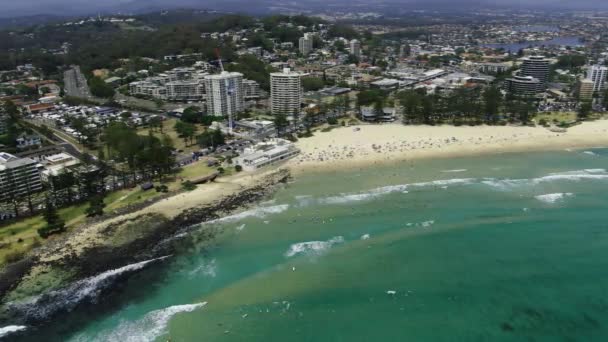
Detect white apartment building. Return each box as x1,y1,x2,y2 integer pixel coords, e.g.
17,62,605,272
299,33,314,55
0,152,43,201
270,68,303,116
166,81,204,101
129,67,208,101
204,71,244,117
586,65,608,93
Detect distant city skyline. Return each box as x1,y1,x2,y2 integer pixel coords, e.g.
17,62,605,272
2,0,608,18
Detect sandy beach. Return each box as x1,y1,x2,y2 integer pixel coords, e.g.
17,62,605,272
288,121,608,173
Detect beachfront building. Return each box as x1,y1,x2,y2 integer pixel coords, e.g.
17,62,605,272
270,68,303,116
204,71,244,117
299,33,314,56
0,152,43,201
504,76,544,97
586,65,608,93
350,39,361,58
235,138,300,171
361,106,396,122
520,56,550,88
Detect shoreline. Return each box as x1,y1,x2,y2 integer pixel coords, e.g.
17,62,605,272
0,169,291,326
287,121,608,174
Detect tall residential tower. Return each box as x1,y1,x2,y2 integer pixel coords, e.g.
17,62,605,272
299,33,314,56
520,56,550,88
270,68,303,116
204,71,244,117
586,65,608,93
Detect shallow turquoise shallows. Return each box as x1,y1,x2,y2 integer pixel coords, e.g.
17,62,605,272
28,148,608,341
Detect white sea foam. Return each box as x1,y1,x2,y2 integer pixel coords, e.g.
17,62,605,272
441,169,467,173
10,256,169,320
317,178,473,205
535,193,573,203
360,234,370,240
583,151,598,156
0,325,27,338
75,302,207,342
188,259,217,278
207,204,289,224
236,224,246,231
285,236,344,258
482,169,608,190
409,178,475,188
419,220,435,228
583,169,607,174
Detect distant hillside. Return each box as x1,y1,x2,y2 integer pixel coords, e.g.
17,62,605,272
0,14,69,29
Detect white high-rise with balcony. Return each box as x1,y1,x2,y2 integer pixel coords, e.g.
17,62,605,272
587,65,608,93
204,72,244,117
270,68,303,116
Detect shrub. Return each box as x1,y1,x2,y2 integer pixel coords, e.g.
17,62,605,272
182,181,197,191
155,185,169,193
235,165,243,172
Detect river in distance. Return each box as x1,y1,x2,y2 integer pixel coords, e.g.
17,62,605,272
7,147,608,341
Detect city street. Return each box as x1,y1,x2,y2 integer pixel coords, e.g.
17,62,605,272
63,65,92,99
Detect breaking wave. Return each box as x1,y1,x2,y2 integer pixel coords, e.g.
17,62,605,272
9,256,169,321
72,302,207,342
285,236,344,258
206,204,289,224
441,169,467,173
316,178,473,205
535,193,574,203
296,169,608,206
0,325,27,338
483,169,608,190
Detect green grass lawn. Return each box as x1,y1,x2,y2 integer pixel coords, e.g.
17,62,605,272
137,118,203,153
534,112,578,124
0,203,88,264
0,160,221,265
177,161,216,180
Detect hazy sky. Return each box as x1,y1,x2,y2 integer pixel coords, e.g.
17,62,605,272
1,0,606,17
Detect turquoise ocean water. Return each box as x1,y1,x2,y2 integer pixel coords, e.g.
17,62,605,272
10,148,608,341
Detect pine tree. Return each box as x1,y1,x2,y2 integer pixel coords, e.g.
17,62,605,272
39,198,66,238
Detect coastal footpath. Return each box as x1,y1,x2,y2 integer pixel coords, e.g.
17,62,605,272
289,120,608,173
0,169,291,325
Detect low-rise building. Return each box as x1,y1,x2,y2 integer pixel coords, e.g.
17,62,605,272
40,152,81,182
370,78,400,91
361,107,396,122
235,139,300,171
16,134,42,149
